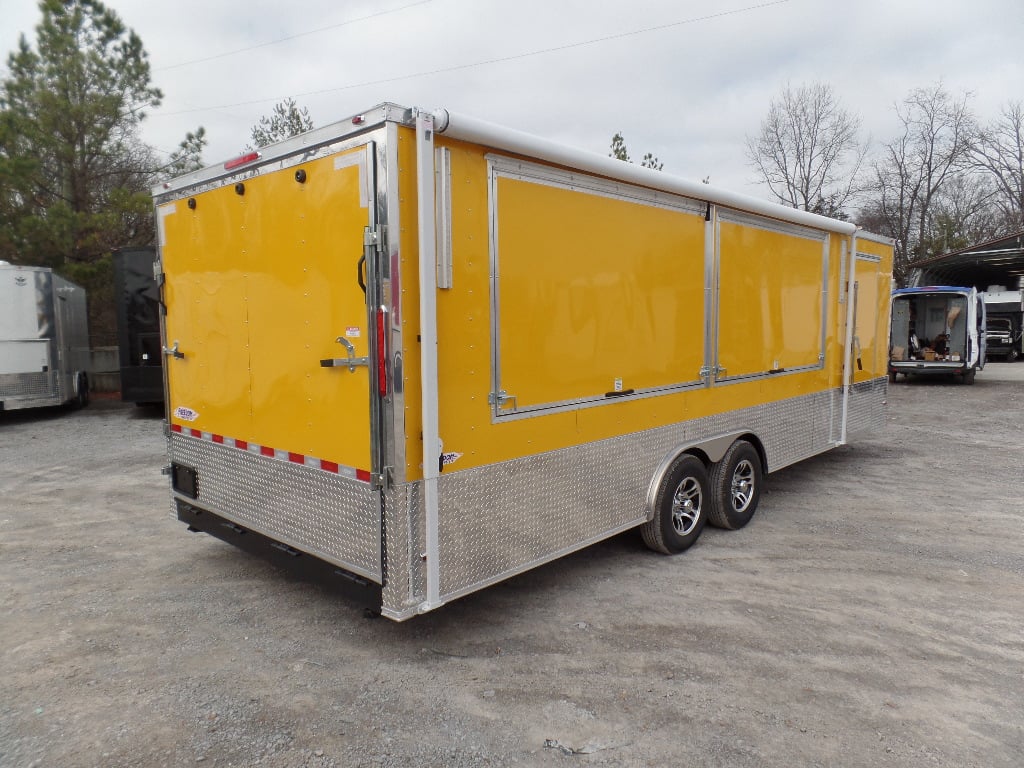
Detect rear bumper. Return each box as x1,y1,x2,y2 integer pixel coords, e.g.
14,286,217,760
176,499,383,610
889,360,970,376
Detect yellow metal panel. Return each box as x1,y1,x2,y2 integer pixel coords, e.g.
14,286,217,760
852,238,894,382
853,259,881,383
718,221,825,377
162,147,373,470
495,177,705,407
244,149,372,465
161,195,253,439
400,134,888,480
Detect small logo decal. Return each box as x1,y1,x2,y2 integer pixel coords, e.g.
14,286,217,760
441,451,463,467
174,406,199,422
345,326,361,338
14,276,27,286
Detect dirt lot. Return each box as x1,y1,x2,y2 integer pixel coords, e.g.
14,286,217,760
1,365,1022,768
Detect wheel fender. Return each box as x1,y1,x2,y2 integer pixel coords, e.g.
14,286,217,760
644,430,759,522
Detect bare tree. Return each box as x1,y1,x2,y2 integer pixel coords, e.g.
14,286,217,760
865,83,976,285
972,101,1024,231
919,172,1002,256
746,82,866,216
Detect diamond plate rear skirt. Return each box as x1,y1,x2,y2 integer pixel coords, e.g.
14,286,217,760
0,371,56,400
168,433,382,583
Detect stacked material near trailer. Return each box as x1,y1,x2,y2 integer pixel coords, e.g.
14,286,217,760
0,262,90,412
889,286,987,383
153,104,893,620
113,247,164,404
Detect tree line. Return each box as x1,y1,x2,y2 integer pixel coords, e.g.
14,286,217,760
615,82,1023,288
0,1,310,343
745,82,1023,286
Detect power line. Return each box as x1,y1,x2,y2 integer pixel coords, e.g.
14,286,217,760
155,1,790,118
157,0,433,71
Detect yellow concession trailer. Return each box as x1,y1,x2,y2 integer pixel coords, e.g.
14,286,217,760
153,104,893,620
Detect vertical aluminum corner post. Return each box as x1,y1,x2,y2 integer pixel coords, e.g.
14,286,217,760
704,204,717,385
839,228,860,445
414,108,442,611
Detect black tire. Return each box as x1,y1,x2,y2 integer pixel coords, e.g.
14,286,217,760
708,440,763,530
962,367,976,385
1008,348,1019,362
888,369,898,384
641,454,708,554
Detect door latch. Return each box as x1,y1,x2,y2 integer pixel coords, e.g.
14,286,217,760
488,390,517,411
162,340,185,360
320,337,369,372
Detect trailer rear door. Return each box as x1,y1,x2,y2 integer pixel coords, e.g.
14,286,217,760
161,145,376,471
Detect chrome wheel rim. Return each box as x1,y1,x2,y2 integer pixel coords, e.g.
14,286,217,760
731,459,755,512
671,477,702,535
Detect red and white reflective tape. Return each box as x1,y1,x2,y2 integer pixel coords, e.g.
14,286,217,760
170,423,371,482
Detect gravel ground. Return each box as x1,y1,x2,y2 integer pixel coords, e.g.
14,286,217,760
1,364,1022,767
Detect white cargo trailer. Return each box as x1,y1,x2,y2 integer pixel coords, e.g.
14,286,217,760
0,262,90,411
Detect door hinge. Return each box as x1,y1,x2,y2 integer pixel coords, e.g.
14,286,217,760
371,467,391,489
364,225,385,251
699,365,726,382
488,390,517,411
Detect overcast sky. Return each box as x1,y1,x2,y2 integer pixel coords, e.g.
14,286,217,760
2,0,1022,197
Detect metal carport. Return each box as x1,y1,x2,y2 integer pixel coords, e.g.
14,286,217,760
909,230,1024,289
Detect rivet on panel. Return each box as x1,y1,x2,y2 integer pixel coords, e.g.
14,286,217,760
295,169,307,184
235,183,245,196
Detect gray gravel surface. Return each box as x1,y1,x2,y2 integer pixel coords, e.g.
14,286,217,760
1,365,1022,767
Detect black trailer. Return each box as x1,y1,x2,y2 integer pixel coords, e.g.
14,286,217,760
984,288,1024,361
113,247,164,404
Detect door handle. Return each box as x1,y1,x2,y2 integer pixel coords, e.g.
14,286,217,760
320,336,368,372
163,340,185,360
357,254,367,295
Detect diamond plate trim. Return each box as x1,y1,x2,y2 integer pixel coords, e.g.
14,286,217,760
404,382,887,605
169,433,382,583
845,377,888,437
0,371,56,399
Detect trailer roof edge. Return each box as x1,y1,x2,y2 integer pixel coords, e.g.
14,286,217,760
431,108,859,237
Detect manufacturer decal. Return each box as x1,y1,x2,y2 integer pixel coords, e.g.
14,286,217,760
345,326,361,338
441,451,463,467
174,406,199,422
14,276,27,286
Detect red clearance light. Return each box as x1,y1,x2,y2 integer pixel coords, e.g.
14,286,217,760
223,151,261,170
352,115,365,125
377,306,388,396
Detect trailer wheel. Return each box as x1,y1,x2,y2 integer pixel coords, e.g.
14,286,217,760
641,454,708,555
961,367,976,385
708,440,763,530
